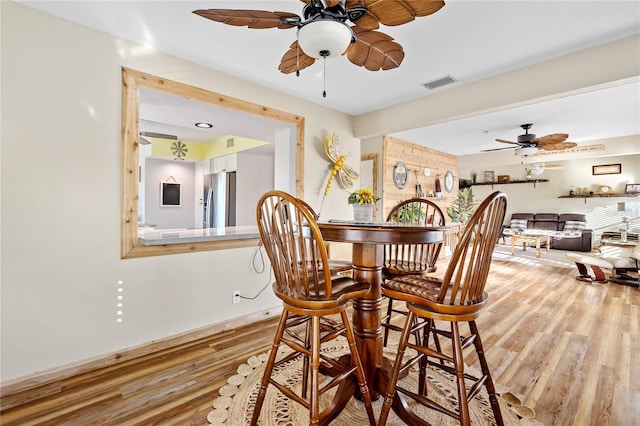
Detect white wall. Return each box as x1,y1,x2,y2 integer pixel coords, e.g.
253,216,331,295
460,154,640,239
235,152,274,226
1,2,356,381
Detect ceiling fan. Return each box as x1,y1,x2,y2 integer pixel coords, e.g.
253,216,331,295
193,0,445,77
139,131,189,158
482,123,578,156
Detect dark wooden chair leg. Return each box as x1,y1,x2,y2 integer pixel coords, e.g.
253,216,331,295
378,312,414,426
309,315,321,424
469,320,504,425
250,311,289,426
301,319,311,399
451,322,471,425
342,311,377,426
382,298,393,346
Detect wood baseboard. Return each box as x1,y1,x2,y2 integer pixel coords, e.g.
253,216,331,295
0,306,282,396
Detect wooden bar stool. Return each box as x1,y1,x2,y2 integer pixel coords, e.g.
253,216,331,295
381,198,446,346
253,191,376,426
378,191,507,426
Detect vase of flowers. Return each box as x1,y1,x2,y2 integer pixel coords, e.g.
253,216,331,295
348,188,380,221
525,168,533,180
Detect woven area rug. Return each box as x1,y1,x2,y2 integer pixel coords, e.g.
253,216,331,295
207,337,541,425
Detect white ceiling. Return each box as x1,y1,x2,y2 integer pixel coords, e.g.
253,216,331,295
393,81,640,156
20,0,640,156
139,88,290,144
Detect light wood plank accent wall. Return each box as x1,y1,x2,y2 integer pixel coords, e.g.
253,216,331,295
382,136,458,219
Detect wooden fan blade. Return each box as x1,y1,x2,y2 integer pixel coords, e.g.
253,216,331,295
539,141,577,151
278,41,316,74
495,138,520,145
481,146,517,152
538,142,578,151
535,133,569,145
539,144,559,151
346,27,404,71
345,0,445,29
192,9,300,29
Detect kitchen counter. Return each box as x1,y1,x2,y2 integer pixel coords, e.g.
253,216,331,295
138,226,260,245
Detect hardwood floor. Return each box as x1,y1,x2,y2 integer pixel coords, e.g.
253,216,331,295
1,248,638,425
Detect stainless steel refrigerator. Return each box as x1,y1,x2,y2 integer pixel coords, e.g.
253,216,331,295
203,172,236,228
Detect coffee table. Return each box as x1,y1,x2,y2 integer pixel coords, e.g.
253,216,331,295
511,233,550,258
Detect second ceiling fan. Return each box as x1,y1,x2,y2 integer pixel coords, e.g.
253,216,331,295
482,123,578,156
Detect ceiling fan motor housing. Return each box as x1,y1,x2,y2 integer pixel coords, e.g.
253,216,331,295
517,133,536,144
297,0,358,59
517,123,536,144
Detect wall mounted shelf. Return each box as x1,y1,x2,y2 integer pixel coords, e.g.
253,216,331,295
558,194,639,204
471,179,549,189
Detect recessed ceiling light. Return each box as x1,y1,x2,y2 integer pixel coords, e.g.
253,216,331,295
195,122,213,128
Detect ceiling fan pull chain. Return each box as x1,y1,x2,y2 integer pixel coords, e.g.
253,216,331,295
322,55,327,97
296,43,300,77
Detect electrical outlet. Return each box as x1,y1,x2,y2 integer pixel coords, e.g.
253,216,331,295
233,291,240,304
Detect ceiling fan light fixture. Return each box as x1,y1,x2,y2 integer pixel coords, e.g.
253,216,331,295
515,146,538,157
297,20,352,59
531,163,545,175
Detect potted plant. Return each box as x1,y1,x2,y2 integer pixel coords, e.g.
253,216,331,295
389,202,426,223
447,188,478,224
470,171,477,184
348,188,380,221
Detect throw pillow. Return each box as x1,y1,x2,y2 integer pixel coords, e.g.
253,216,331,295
564,220,586,231
510,219,528,230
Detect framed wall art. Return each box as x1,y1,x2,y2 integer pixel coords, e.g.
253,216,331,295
625,183,640,195
393,161,408,189
160,182,182,207
444,170,455,192
484,171,495,183
592,163,621,175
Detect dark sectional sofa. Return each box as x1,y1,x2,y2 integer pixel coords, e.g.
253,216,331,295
503,213,593,252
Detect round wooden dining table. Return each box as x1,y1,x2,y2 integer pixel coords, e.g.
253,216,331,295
317,220,446,419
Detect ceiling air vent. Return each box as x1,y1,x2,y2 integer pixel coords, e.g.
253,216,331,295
421,75,456,90
139,131,177,140
227,138,235,148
